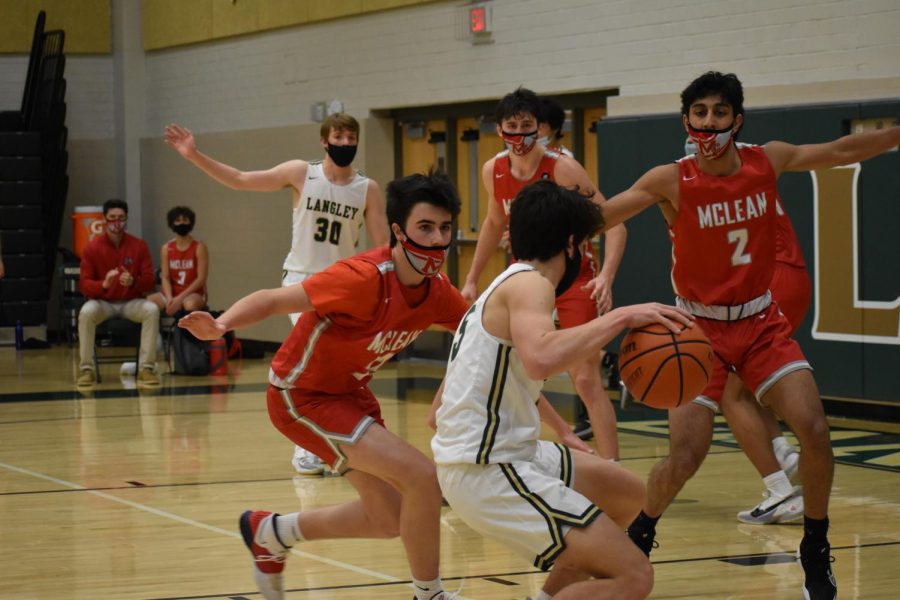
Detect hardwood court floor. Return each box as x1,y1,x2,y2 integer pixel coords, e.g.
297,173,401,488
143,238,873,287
1,346,899,599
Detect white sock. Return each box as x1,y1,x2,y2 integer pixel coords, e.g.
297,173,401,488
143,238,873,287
534,591,553,600
762,470,793,497
273,512,305,547
412,577,444,600
772,436,793,461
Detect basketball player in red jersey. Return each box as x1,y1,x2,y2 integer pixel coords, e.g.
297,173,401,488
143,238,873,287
462,87,628,460
179,172,467,600
601,71,899,600
148,206,208,316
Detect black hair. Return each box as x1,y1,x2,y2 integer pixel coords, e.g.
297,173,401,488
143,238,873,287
495,87,542,126
539,97,566,140
509,181,604,261
680,71,745,118
103,198,128,216
386,171,461,247
167,205,196,229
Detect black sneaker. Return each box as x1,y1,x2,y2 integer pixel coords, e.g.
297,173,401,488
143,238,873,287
573,420,593,441
799,540,837,600
627,522,658,557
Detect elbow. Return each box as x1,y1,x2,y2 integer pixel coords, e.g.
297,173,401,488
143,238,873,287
522,355,555,381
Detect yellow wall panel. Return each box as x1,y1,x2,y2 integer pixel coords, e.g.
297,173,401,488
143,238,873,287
0,0,110,54
212,0,259,39
143,0,213,51
308,0,363,23
258,0,310,31
362,0,422,12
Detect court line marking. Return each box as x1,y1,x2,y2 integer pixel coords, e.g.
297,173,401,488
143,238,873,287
0,460,473,600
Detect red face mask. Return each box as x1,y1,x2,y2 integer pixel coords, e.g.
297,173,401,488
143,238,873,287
686,122,736,159
399,233,449,277
500,130,539,155
106,218,127,234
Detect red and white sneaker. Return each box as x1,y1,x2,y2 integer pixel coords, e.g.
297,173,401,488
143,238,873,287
239,510,290,600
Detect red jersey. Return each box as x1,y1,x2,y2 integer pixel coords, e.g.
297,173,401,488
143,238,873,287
167,239,205,296
492,149,596,279
671,145,778,306
79,232,155,301
269,246,469,394
774,197,805,268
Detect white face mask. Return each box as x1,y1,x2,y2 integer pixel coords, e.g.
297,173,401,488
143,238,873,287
538,135,552,147
686,122,736,159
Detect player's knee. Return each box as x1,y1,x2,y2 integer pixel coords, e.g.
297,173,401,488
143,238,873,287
669,447,705,481
619,559,654,599
78,301,101,322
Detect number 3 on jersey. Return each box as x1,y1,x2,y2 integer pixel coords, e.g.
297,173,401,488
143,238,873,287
314,217,342,245
728,227,751,266
450,305,477,362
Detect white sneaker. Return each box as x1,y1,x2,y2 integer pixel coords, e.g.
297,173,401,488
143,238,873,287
779,449,800,483
737,485,804,525
291,446,324,476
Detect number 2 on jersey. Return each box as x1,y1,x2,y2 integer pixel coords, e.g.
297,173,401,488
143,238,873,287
314,218,342,245
728,228,751,266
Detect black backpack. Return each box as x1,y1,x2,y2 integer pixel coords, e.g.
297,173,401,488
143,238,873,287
171,325,210,375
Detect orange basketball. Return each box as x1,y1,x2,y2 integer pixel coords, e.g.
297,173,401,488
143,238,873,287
618,323,714,409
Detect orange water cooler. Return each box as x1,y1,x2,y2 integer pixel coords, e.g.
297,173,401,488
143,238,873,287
71,206,104,257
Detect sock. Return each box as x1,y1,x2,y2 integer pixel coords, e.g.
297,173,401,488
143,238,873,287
772,436,793,461
802,515,829,545
534,591,553,600
273,512,305,547
412,577,444,600
762,470,793,497
633,510,660,530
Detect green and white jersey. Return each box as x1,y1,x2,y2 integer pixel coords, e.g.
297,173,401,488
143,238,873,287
432,263,544,465
282,161,369,274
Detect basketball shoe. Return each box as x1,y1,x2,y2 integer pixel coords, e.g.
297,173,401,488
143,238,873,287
291,446,325,476
737,485,803,525
799,539,837,600
239,510,290,600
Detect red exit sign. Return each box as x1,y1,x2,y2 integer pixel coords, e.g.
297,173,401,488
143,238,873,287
469,4,491,34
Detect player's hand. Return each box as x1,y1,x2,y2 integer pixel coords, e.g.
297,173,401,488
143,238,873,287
165,124,198,159
584,272,613,315
461,280,478,304
499,228,511,252
559,430,595,454
102,268,119,289
165,295,184,316
616,303,693,333
178,311,226,340
118,270,134,287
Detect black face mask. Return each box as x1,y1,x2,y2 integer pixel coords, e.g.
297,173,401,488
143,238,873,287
326,143,357,167
555,246,581,297
171,223,193,237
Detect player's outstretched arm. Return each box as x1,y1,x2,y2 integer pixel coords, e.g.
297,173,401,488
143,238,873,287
765,125,900,175
164,123,304,193
462,160,507,302
180,284,313,340
601,164,677,230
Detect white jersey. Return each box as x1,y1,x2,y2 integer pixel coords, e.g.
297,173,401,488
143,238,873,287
282,161,369,274
432,263,545,465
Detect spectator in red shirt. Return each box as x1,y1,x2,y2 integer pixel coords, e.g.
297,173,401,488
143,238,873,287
147,206,209,316
77,199,160,387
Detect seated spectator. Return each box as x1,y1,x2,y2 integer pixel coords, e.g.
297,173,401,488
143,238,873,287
77,199,159,387
148,206,208,316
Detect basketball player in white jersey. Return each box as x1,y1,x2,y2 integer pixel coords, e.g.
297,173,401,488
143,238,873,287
165,113,389,476
433,181,692,599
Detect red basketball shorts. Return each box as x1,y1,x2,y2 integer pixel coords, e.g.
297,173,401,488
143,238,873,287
697,303,811,405
555,271,598,329
770,262,811,335
266,384,385,473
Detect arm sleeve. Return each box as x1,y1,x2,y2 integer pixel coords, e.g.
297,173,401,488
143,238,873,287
79,245,105,298
433,284,470,331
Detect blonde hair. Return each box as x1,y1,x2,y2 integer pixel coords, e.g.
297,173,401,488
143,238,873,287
320,113,360,140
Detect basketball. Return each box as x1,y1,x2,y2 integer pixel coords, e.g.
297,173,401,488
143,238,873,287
618,323,714,409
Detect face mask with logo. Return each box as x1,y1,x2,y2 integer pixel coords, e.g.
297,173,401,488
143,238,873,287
555,245,582,297
684,138,697,156
399,230,450,277
171,223,193,237
500,130,539,155
326,143,357,167
686,122,736,160
106,218,127,235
